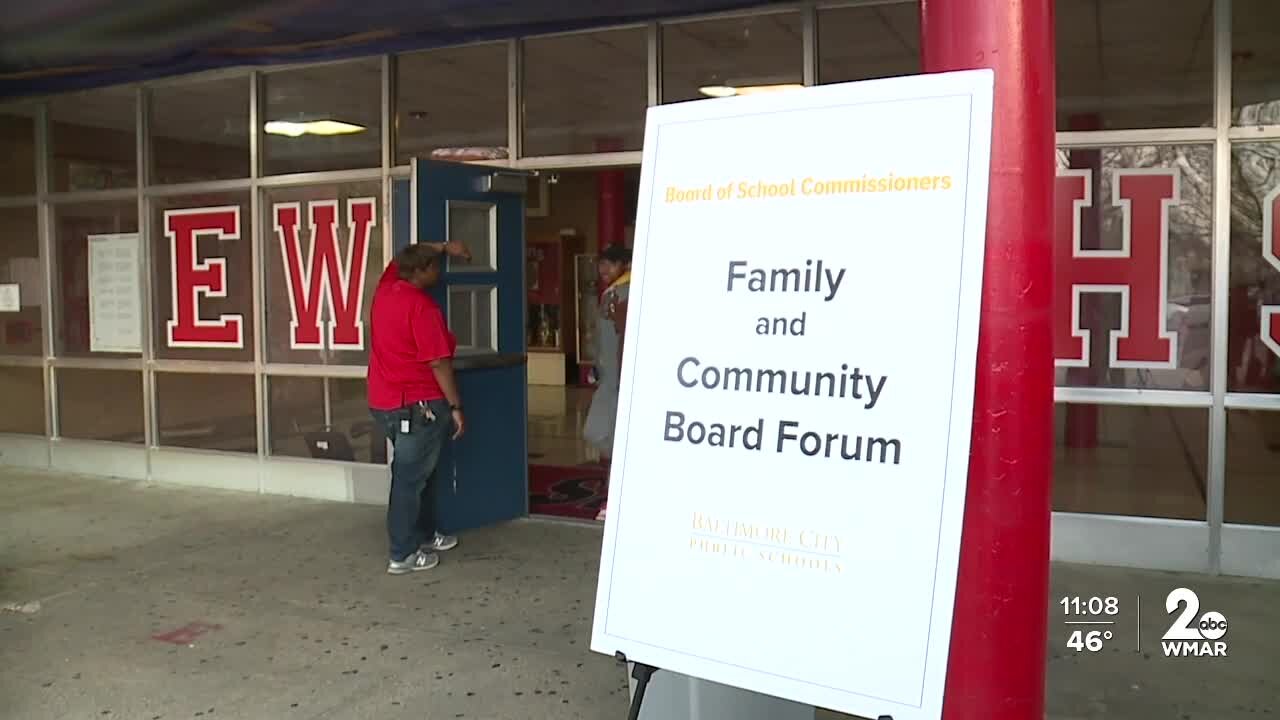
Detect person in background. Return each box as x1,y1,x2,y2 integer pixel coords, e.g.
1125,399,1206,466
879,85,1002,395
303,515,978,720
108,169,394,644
583,244,632,522
368,240,471,575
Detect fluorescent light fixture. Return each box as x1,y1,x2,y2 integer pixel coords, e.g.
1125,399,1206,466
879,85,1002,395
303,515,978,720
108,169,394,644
698,83,804,98
698,85,739,98
264,119,367,137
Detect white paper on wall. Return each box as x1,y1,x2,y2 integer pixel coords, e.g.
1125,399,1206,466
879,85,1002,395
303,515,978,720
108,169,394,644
0,283,18,313
88,233,143,354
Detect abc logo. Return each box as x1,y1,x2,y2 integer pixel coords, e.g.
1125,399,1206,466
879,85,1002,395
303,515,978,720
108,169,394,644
1196,611,1228,640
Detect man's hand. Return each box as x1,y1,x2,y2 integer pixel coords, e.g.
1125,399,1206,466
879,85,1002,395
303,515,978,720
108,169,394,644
443,240,472,261
451,408,466,440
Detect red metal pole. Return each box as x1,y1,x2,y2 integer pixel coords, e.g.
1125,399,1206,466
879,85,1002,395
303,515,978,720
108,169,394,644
920,1,1055,719
596,137,625,252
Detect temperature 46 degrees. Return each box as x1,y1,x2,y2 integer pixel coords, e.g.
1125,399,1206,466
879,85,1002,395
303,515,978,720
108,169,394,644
1067,629,1113,653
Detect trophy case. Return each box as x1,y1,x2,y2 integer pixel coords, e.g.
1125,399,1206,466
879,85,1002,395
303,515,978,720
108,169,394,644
526,241,563,352
525,231,586,386
526,239,562,385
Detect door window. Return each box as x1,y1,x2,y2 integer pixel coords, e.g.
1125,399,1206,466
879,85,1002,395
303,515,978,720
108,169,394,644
448,284,497,353
445,201,497,273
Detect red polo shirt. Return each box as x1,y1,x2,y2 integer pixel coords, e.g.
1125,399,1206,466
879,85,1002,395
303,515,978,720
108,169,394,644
367,261,457,410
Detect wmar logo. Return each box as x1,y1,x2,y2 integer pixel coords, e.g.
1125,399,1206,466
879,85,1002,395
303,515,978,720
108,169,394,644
1161,588,1228,658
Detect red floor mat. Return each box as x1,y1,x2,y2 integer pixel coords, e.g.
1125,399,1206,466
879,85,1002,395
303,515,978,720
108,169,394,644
528,463,606,520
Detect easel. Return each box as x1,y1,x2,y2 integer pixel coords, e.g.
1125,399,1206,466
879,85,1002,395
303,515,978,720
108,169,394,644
618,654,656,720
617,653,894,720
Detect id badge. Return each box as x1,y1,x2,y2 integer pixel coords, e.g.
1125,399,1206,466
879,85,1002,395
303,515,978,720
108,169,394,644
400,418,411,434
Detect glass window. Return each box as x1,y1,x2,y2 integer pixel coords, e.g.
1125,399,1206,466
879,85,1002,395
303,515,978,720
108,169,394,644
0,104,37,196
1054,404,1207,520
268,375,387,464
448,285,496,353
52,201,142,358
149,75,251,183
818,3,919,85
262,59,382,175
150,192,254,362
661,13,803,104
396,43,508,165
1232,0,1280,125
264,182,383,366
445,201,497,273
1228,142,1280,392
49,86,137,192
56,368,144,443
1056,0,1212,130
1225,408,1280,526
523,28,647,156
1054,145,1213,391
156,372,256,453
0,206,43,357
0,365,45,435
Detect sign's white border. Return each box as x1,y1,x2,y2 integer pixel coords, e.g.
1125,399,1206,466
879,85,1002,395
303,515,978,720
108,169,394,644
87,232,144,355
591,69,995,720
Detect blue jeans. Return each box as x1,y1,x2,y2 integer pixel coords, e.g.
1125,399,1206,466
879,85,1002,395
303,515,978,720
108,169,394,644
371,399,452,562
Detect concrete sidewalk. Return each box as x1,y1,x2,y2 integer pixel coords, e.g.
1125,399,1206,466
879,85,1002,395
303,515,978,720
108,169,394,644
1,469,1276,720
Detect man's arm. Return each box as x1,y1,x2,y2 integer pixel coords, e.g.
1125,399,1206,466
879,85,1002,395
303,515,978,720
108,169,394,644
412,299,467,439
422,240,472,261
427,358,462,408
381,242,467,280
428,358,466,440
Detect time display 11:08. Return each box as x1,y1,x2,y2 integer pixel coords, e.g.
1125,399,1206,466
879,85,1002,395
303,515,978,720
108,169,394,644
1060,596,1119,616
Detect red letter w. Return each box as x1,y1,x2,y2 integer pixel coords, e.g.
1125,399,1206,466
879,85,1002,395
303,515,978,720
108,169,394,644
275,198,376,350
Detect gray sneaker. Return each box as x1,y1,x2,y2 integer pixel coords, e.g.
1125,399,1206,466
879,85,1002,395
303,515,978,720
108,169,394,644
387,550,439,575
424,532,458,552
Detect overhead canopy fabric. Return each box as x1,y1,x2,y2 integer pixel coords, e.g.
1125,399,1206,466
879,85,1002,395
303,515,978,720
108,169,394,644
0,0,791,100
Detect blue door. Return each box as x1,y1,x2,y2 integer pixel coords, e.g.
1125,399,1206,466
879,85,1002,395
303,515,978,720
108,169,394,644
391,159,529,532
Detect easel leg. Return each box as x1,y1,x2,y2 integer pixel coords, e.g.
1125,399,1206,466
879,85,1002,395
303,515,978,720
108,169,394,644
626,659,658,720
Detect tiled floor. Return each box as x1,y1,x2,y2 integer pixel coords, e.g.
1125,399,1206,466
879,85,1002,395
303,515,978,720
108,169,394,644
528,384,598,467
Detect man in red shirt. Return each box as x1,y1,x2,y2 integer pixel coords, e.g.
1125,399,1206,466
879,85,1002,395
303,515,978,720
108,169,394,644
368,240,469,574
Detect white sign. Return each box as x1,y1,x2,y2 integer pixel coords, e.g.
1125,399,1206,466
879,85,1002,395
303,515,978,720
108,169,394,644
0,283,18,313
591,70,994,720
88,233,143,353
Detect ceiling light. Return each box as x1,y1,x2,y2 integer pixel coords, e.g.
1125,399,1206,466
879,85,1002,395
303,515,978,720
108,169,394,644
264,119,367,137
698,83,804,98
698,85,738,98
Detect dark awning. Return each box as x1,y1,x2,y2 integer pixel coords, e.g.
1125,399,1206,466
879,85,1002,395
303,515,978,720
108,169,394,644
0,0,793,100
